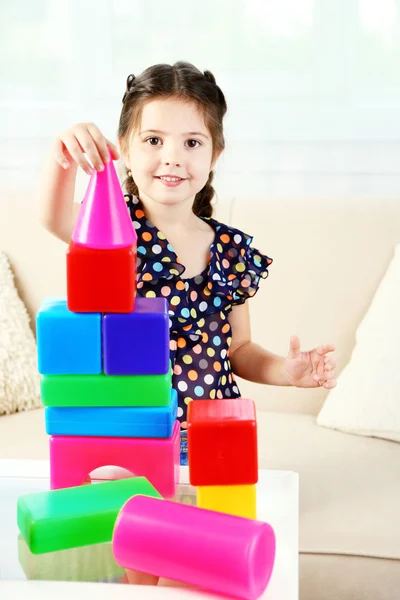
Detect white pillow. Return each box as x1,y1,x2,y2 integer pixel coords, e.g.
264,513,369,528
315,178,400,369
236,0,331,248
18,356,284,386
0,252,41,415
317,243,400,443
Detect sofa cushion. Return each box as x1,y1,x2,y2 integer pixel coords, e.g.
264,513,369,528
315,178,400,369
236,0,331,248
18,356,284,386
0,407,47,459
0,252,41,415
257,411,400,560
317,243,400,443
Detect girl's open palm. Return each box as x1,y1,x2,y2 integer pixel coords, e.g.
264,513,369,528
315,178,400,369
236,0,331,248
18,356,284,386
53,122,119,175
283,335,337,389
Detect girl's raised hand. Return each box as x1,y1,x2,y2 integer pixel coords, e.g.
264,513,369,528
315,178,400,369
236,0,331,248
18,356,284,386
283,335,337,389
53,122,120,176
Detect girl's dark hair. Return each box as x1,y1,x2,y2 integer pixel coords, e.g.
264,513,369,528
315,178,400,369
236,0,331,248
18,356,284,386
117,61,227,218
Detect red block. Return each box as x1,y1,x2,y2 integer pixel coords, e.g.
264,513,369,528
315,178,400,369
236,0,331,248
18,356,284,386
67,241,136,313
187,399,258,486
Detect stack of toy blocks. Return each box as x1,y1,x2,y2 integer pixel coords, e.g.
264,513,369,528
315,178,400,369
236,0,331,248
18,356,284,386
187,398,258,519
36,156,180,498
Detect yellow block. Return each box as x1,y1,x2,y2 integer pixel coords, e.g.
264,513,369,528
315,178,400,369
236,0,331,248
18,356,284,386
197,485,257,519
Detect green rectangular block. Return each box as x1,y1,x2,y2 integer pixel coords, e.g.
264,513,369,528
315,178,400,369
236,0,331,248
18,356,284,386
17,477,162,554
40,370,172,407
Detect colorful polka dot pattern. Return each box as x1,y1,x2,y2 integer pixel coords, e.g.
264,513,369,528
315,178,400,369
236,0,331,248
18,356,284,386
125,194,273,429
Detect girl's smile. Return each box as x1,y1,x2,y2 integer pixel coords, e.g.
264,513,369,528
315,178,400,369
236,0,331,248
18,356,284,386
155,175,187,187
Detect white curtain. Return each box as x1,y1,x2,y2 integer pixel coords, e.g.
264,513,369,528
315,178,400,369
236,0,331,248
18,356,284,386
2,0,400,197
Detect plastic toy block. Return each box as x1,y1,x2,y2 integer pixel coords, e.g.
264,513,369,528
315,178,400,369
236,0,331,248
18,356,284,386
50,420,180,497
36,298,101,375
112,495,276,600
45,388,177,438
187,399,258,486
103,297,170,375
72,152,137,250
17,477,161,555
66,241,136,313
40,369,172,407
197,485,257,520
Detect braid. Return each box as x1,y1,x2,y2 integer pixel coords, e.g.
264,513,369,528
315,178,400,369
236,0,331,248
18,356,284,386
125,170,139,198
192,170,215,218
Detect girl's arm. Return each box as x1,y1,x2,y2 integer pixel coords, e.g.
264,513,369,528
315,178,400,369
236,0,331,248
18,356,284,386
38,123,119,244
228,303,292,386
38,150,81,244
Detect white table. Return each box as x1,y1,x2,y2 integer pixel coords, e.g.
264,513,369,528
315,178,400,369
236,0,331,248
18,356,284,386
0,460,298,599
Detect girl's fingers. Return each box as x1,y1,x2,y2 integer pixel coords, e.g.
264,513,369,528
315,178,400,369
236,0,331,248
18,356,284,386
58,133,93,175
87,123,113,166
323,379,336,389
125,569,160,585
53,138,71,169
317,344,335,355
55,123,120,175
87,124,120,164
74,128,105,172
314,370,335,383
324,358,336,371
106,139,121,160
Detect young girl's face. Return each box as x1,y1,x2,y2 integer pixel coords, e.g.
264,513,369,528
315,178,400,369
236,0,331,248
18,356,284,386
125,97,219,209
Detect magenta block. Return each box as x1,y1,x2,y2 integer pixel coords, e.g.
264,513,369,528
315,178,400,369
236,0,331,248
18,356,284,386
113,495,276,600
103,297,170,375
49,420,180,498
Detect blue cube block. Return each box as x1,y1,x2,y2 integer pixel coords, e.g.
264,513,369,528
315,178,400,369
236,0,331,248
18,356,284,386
36,297,101,375
45,388,178,438
103,297,169,375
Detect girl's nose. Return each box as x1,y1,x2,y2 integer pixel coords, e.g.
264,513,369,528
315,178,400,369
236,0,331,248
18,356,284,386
164,160,181,167
162,144,183,167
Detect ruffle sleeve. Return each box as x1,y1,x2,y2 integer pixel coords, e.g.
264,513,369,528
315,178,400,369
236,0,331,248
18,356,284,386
205,219,273,306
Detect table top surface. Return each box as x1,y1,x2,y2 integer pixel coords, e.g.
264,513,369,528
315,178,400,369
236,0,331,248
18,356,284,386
0,459,299,600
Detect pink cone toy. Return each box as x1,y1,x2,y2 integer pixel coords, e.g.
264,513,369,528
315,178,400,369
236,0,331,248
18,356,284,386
112,495,276,600
72,150,137,249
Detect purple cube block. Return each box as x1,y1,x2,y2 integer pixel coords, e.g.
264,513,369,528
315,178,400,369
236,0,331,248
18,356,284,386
103,297,170,375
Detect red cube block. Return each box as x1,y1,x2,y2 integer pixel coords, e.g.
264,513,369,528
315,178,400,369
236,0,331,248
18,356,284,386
187,399,258,486
67,241,136,313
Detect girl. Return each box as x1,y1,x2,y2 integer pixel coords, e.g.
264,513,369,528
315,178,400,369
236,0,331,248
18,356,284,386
39,60,337,467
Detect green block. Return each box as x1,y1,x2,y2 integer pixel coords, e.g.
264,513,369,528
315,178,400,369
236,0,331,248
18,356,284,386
40,371,172,407
17,477,162,554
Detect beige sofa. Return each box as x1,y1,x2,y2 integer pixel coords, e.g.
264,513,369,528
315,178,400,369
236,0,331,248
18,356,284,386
1,187,400,599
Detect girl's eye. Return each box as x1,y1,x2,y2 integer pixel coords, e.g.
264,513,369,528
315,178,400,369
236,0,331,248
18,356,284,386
186,139,201,148
146,137,161,146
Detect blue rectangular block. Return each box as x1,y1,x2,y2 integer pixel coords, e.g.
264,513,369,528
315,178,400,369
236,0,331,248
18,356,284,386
103,297,169,375
45,388,177,438
36,297,101,375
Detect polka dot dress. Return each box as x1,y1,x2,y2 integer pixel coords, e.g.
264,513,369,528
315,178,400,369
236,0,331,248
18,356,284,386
125,194,273,461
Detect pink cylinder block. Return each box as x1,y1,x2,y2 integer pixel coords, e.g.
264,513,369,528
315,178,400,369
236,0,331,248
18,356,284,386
112,495,276,600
